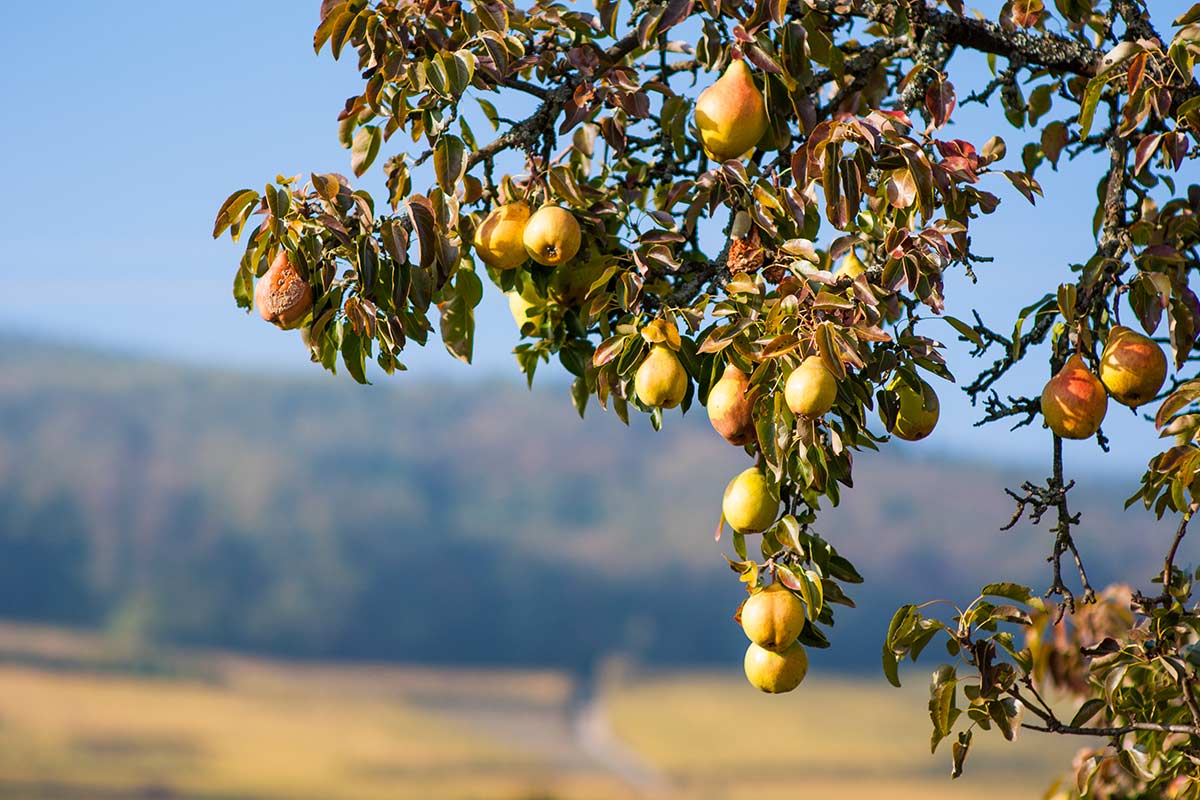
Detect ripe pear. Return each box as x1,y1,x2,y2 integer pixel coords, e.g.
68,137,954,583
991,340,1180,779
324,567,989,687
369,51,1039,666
785,356,838,418
835,249,866,279
744,640,808,693
255,252,313,330
474,202,531,270
523,205,581,266
883,376,939,441
707,364,756,446
1041,354,1108,440
1099,325,1166,408
741,583,805,651
694,60,768,162
722,467,779,534
634,345,688,408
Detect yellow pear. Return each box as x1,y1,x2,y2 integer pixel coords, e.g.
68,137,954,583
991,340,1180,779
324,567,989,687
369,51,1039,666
694,59,768,162
707,364,756,446
740,583,805,651
474,202,531,270
255,251,313,330
523,205,581,266
722,467,779,534
744,640,808,693
634,345,688,408
835,249,866,279
785,356,838,418
882,376,939,441
1041,354,1108,439
1099,325,1167,408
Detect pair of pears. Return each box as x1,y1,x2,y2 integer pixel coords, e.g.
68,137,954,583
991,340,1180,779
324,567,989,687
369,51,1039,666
1040,326,1167,439
705,356,840,449
779,355,940,442
473,201,581,269
740,583,809,693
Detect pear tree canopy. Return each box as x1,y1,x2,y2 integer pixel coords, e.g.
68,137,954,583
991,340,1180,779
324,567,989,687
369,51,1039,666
214,0,1200,793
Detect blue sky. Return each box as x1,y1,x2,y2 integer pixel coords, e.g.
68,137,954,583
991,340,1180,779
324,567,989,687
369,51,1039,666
0,1,1192,476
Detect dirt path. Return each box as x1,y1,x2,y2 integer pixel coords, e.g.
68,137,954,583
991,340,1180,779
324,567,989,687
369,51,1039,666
571,688,673,798
416,671,672,797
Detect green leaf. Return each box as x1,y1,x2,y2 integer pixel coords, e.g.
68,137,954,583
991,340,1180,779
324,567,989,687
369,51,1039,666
233,262,255,311
1010,293,1055,359
943,315,983,347
980,582,1033,603
1077,76,1105,138
433,135,466,193
1056,283,1077,323
438,269,481,364
477,97,500,130
1069,697,1106,728
340,327,370,384
570,375,588,418
1157,379,1200,428
351,126,382,177
829,554,863,584
929,664,957,753
213,189,259,240
732,532,747,560
882,644,901,688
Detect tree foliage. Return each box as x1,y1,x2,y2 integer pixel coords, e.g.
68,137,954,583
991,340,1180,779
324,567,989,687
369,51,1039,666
215,0,1200,793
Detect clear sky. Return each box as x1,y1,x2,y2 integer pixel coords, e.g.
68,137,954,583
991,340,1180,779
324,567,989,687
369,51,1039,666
0,1,1192,477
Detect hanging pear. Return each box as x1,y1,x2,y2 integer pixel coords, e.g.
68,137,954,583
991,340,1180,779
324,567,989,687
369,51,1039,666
635,345,688,408
881,376,940,441
523,205,581,266
785,356,838,418
474,202,531,270
694,59,768,162
707,364,756,445
1099,325,1167,408
255,252,313,330
1041,354,1108,439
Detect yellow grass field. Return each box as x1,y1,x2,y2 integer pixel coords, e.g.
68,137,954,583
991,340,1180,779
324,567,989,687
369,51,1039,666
0,623,1081,799
605,672,1080,800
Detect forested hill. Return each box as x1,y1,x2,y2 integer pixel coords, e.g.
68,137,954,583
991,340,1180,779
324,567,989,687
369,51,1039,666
0,336,1171,670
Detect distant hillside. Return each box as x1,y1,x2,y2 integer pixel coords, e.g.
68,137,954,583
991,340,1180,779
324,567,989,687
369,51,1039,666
0,336,1174,670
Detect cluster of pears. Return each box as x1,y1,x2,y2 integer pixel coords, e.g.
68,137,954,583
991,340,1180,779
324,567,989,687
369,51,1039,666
740,582,809,693
256,251,314,330
1039,326,1167,440
473,200,582,270
705,350,939,451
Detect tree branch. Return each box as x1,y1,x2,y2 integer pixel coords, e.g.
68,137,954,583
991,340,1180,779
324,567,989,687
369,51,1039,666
801,0,1103,76
1022,721,1200,737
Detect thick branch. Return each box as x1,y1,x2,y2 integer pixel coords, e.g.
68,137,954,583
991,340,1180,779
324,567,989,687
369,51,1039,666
1022,721,1200,737
802,0,1103,76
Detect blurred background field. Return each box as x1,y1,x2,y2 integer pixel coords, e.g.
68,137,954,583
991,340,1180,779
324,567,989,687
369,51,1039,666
0,337,1166,797
0,622,1078,800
